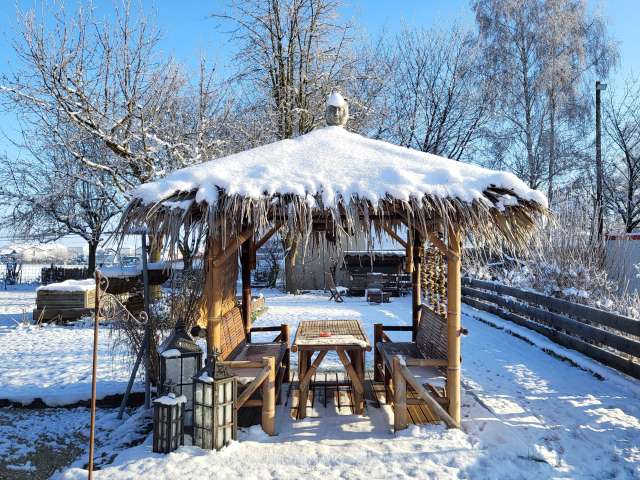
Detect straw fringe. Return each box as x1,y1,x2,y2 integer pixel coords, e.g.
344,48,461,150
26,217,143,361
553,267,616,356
118,186,548,256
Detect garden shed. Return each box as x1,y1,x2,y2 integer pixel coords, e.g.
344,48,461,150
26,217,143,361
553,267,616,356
118,94,547,427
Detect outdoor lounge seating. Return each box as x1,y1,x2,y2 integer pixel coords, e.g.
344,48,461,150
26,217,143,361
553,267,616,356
218,305,290,435
374,305,459,431
366,272,390,303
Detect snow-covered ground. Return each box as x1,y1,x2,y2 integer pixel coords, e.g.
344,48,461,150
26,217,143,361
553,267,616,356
0,286,638,478
0,285,142,406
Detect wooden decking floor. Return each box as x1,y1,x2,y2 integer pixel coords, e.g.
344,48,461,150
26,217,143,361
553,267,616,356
238,371,439,426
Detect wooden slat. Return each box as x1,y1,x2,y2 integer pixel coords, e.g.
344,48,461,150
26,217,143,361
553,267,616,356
463,286,640,357
464,297,640,379
463,277,640,337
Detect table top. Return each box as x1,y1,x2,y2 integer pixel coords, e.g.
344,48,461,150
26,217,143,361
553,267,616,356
292,319,371,352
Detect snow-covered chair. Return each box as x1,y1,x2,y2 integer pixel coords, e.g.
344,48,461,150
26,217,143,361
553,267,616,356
324,272,345,303
366,272,390,303
374,305,459,430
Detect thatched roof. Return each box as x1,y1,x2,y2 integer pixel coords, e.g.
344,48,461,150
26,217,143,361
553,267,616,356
120,126,548,252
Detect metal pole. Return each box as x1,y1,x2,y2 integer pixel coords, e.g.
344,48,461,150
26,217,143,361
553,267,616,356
88,271,101,480
116,330,147,419
595,80,606,242
141,233,151,409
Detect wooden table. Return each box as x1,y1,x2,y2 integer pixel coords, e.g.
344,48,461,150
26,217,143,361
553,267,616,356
292,319,372,419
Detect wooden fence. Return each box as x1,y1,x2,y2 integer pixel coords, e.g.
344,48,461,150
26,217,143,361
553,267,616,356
462,277,640,379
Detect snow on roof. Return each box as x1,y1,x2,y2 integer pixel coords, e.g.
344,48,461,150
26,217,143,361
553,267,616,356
37,279,95,292
132,126,547,210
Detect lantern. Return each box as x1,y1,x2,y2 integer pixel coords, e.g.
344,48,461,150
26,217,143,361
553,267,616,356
152,382,186,454
193,349,237,450
158,320,203,428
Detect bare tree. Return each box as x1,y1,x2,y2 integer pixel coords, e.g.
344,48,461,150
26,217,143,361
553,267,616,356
605,77,640,233
213,0,366,292
473,0,616,199
0,134,120,274
378,25,490,160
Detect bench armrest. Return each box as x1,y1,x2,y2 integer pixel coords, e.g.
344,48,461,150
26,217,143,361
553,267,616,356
374,323,413,344
248,324,290,345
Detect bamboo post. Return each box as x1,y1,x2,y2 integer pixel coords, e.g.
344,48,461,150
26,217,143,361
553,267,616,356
392,356,407,432
206,237,223,353
262,356,276,435
411,230,422,341
282,324,291,382
88,271,101,480
373,324,383,382
241,234,254,333
405,230,413,274
446,226,462,425
140,233,151,409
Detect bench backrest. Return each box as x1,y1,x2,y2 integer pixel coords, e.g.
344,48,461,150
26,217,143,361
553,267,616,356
416,305,447,360
367,272,384,289
220,306,246,360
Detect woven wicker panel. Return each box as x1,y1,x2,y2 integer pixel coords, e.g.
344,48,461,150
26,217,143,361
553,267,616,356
416,305,447,360
220,306,246,360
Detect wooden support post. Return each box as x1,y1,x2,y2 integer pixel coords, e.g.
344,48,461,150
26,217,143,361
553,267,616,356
446,226,462,426
282,324,291,383
261,356,276,435
405,230,413,274
241,234,254,333
373,324,383,382
206,237,223,353
411,230,422,341
392,356,407,432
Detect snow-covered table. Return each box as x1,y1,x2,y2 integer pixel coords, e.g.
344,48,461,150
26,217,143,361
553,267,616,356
292,319,371,419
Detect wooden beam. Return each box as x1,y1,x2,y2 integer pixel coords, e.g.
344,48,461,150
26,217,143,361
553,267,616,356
236,365,270,408
241,234,254,333
405,230,413,273
336,350,364,395
411,230,423,341
211,228,253,267
426,232,459,260
254,222,284,251
398,362,458,428
206,236,223,352
446,226,462,426
381,224,408,248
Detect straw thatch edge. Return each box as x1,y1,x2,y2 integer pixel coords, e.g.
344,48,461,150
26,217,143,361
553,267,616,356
118,186,548,257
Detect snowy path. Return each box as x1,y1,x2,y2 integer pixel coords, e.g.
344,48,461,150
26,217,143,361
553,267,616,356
56,292,639,479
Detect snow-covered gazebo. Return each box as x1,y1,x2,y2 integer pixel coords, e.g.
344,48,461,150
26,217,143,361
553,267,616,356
119,94,547,427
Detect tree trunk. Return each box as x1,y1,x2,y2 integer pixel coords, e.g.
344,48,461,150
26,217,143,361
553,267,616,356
547,91,556,206
283,231,299,293
87,240,99,277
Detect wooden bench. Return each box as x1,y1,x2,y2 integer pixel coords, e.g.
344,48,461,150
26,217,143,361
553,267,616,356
214,306,290,435
374,305,458,430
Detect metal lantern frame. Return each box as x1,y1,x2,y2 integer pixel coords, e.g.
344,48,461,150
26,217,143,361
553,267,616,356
152,384,186,454
193,350,237,450
158,320,203,428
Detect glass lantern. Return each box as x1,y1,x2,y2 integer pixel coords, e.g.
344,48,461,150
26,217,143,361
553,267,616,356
152,382,186,454
158,320,203,428
193,349,237,450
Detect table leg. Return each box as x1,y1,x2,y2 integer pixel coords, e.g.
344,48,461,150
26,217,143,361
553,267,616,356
298,350,327,420
298,350,308,419
337,349,364,415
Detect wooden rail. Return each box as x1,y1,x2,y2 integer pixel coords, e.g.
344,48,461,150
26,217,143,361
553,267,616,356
462,277,640,379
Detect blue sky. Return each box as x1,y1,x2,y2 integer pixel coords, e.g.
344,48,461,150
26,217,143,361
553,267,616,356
0,0,638,248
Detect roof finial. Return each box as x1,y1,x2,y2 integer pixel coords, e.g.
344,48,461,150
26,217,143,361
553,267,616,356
325,91,349,127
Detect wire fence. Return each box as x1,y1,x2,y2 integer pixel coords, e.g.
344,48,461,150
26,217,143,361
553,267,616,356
0,263,88,285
